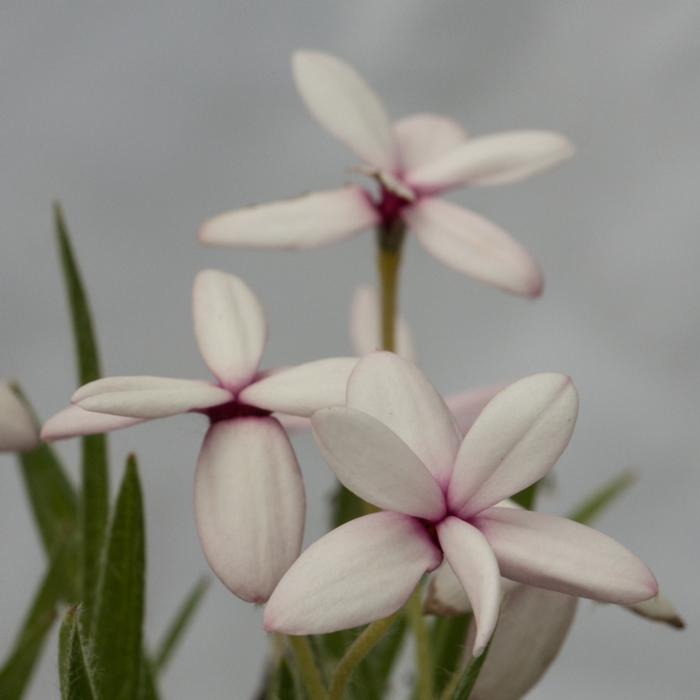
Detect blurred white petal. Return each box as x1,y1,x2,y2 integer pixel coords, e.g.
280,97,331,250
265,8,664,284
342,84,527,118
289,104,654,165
394,113,468,172
41,404,144,441
0,381,38,452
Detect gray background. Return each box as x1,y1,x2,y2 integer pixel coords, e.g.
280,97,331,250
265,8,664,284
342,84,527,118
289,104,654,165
1,1,697,697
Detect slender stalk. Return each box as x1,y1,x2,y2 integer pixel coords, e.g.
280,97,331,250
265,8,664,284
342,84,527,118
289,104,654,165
406,588,433,700
288,636,327,700
328,612,399,700
444,643,492,700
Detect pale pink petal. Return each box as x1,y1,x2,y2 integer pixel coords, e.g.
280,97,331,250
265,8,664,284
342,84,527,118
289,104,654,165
448,373,577,517
445,384,506,436
406,131,574,192
274,413,311,433
349,285,417,361
394,114,468,172
264,512,441,634
476,506,658,605
193,270,267,390
292,50,398,171
240,357,356,417
438,517,501,656
195,417,305,603
41,405,145,441
0,381,38,452
405,198,543,297
198,187,379,250
626,592,685,629
424,561,519,617
74,376,231,419
468,585,577,700
311,407,445,520
346,352,460,485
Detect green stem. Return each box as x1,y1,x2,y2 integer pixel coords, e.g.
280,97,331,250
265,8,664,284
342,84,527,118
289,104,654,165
446,643,491,700
328,613,399,700
288,636,327,700
406,588,433,700
376,221,405,352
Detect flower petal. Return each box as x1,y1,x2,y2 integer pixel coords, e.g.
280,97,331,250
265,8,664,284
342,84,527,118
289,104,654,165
406,130,574,192
274,413,311,433
476,506,658,605
240,357,356,417
445,384,506,436
448,373,577,517
405,198,543,297
438,517,501,656
467,584,577,700
264,512,441,634
74,376,232,419
394,114,468,172
626,592,685,629
292,50,398,171
41,405,145,441
193,270,267,390
350,285,417,361
198,187,378,250
346,352,461,486
311,407,445,520
0,381,39,452
195,417,305,603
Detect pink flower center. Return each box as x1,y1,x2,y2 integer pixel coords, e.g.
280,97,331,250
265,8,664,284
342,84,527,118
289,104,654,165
376,186,411,228
202,399,271,424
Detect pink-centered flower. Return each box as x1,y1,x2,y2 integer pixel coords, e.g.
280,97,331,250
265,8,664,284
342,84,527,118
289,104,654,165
0,381,39,453
199,50,574,297
41,269,356,603
263,353,657,655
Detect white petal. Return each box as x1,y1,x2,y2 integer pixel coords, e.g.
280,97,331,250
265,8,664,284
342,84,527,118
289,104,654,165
240,357,356,417
41,405,145,441
407,131,574,192
195,417,305,603
193,270,267,390
347,352,461,486
468,585,577,700
74,376,232,419
311,407,445,520
349,285,417,361
264,512,441,634
626,592,685,629
424,562,519,617
476,506,659,605
274,413,311,433
405,198,543,297
0,382,38,452
198,187,378,249
394,113,468,172
445,384,506,436
292,50,398,171
438,517,501,656
448,373,578,517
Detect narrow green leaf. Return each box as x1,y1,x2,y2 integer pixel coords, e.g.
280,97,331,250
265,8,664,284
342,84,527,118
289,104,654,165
153,578,209,673
330,484,366,528
92,455,145,700
138,656,160,700
568,470,637,525
59,607,97,700
265,656,300,700
54,202,109,624
0,543,74,697
450,643,491,700
510,482,537,510
430,614,472,696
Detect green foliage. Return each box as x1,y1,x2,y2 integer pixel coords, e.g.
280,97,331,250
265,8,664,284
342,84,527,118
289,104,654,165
59,607,98,700
430,614,472,697
511,482,537,510
330,484,366,528
449,643,491,700
54,202,110,623
91,456,146,699
568,469,637,525
153,578,209,673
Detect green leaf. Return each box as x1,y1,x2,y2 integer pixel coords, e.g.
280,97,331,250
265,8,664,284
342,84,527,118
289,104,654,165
91,455,145,700
353,615,406,700
568,470,637,525
54,202,109,624
449,643,491,700
0,542,75,697
153,578,209,673
59,607,97,700
510,482,537,510
430,614,472,696
138,656,160,700
330,484,366,528
266,656,301,700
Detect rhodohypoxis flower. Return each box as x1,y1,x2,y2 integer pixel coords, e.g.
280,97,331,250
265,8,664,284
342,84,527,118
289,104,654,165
199,50,574,297
0,381,39,452
42,269,356,603
264,353,657,655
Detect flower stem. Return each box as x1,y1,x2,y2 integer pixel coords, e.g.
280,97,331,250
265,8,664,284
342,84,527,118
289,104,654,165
406,587,433,700
328,612,400,700
376,221,405,352
287,635,327,700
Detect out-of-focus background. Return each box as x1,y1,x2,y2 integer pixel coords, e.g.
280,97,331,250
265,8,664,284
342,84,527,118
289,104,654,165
1,2,697,697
